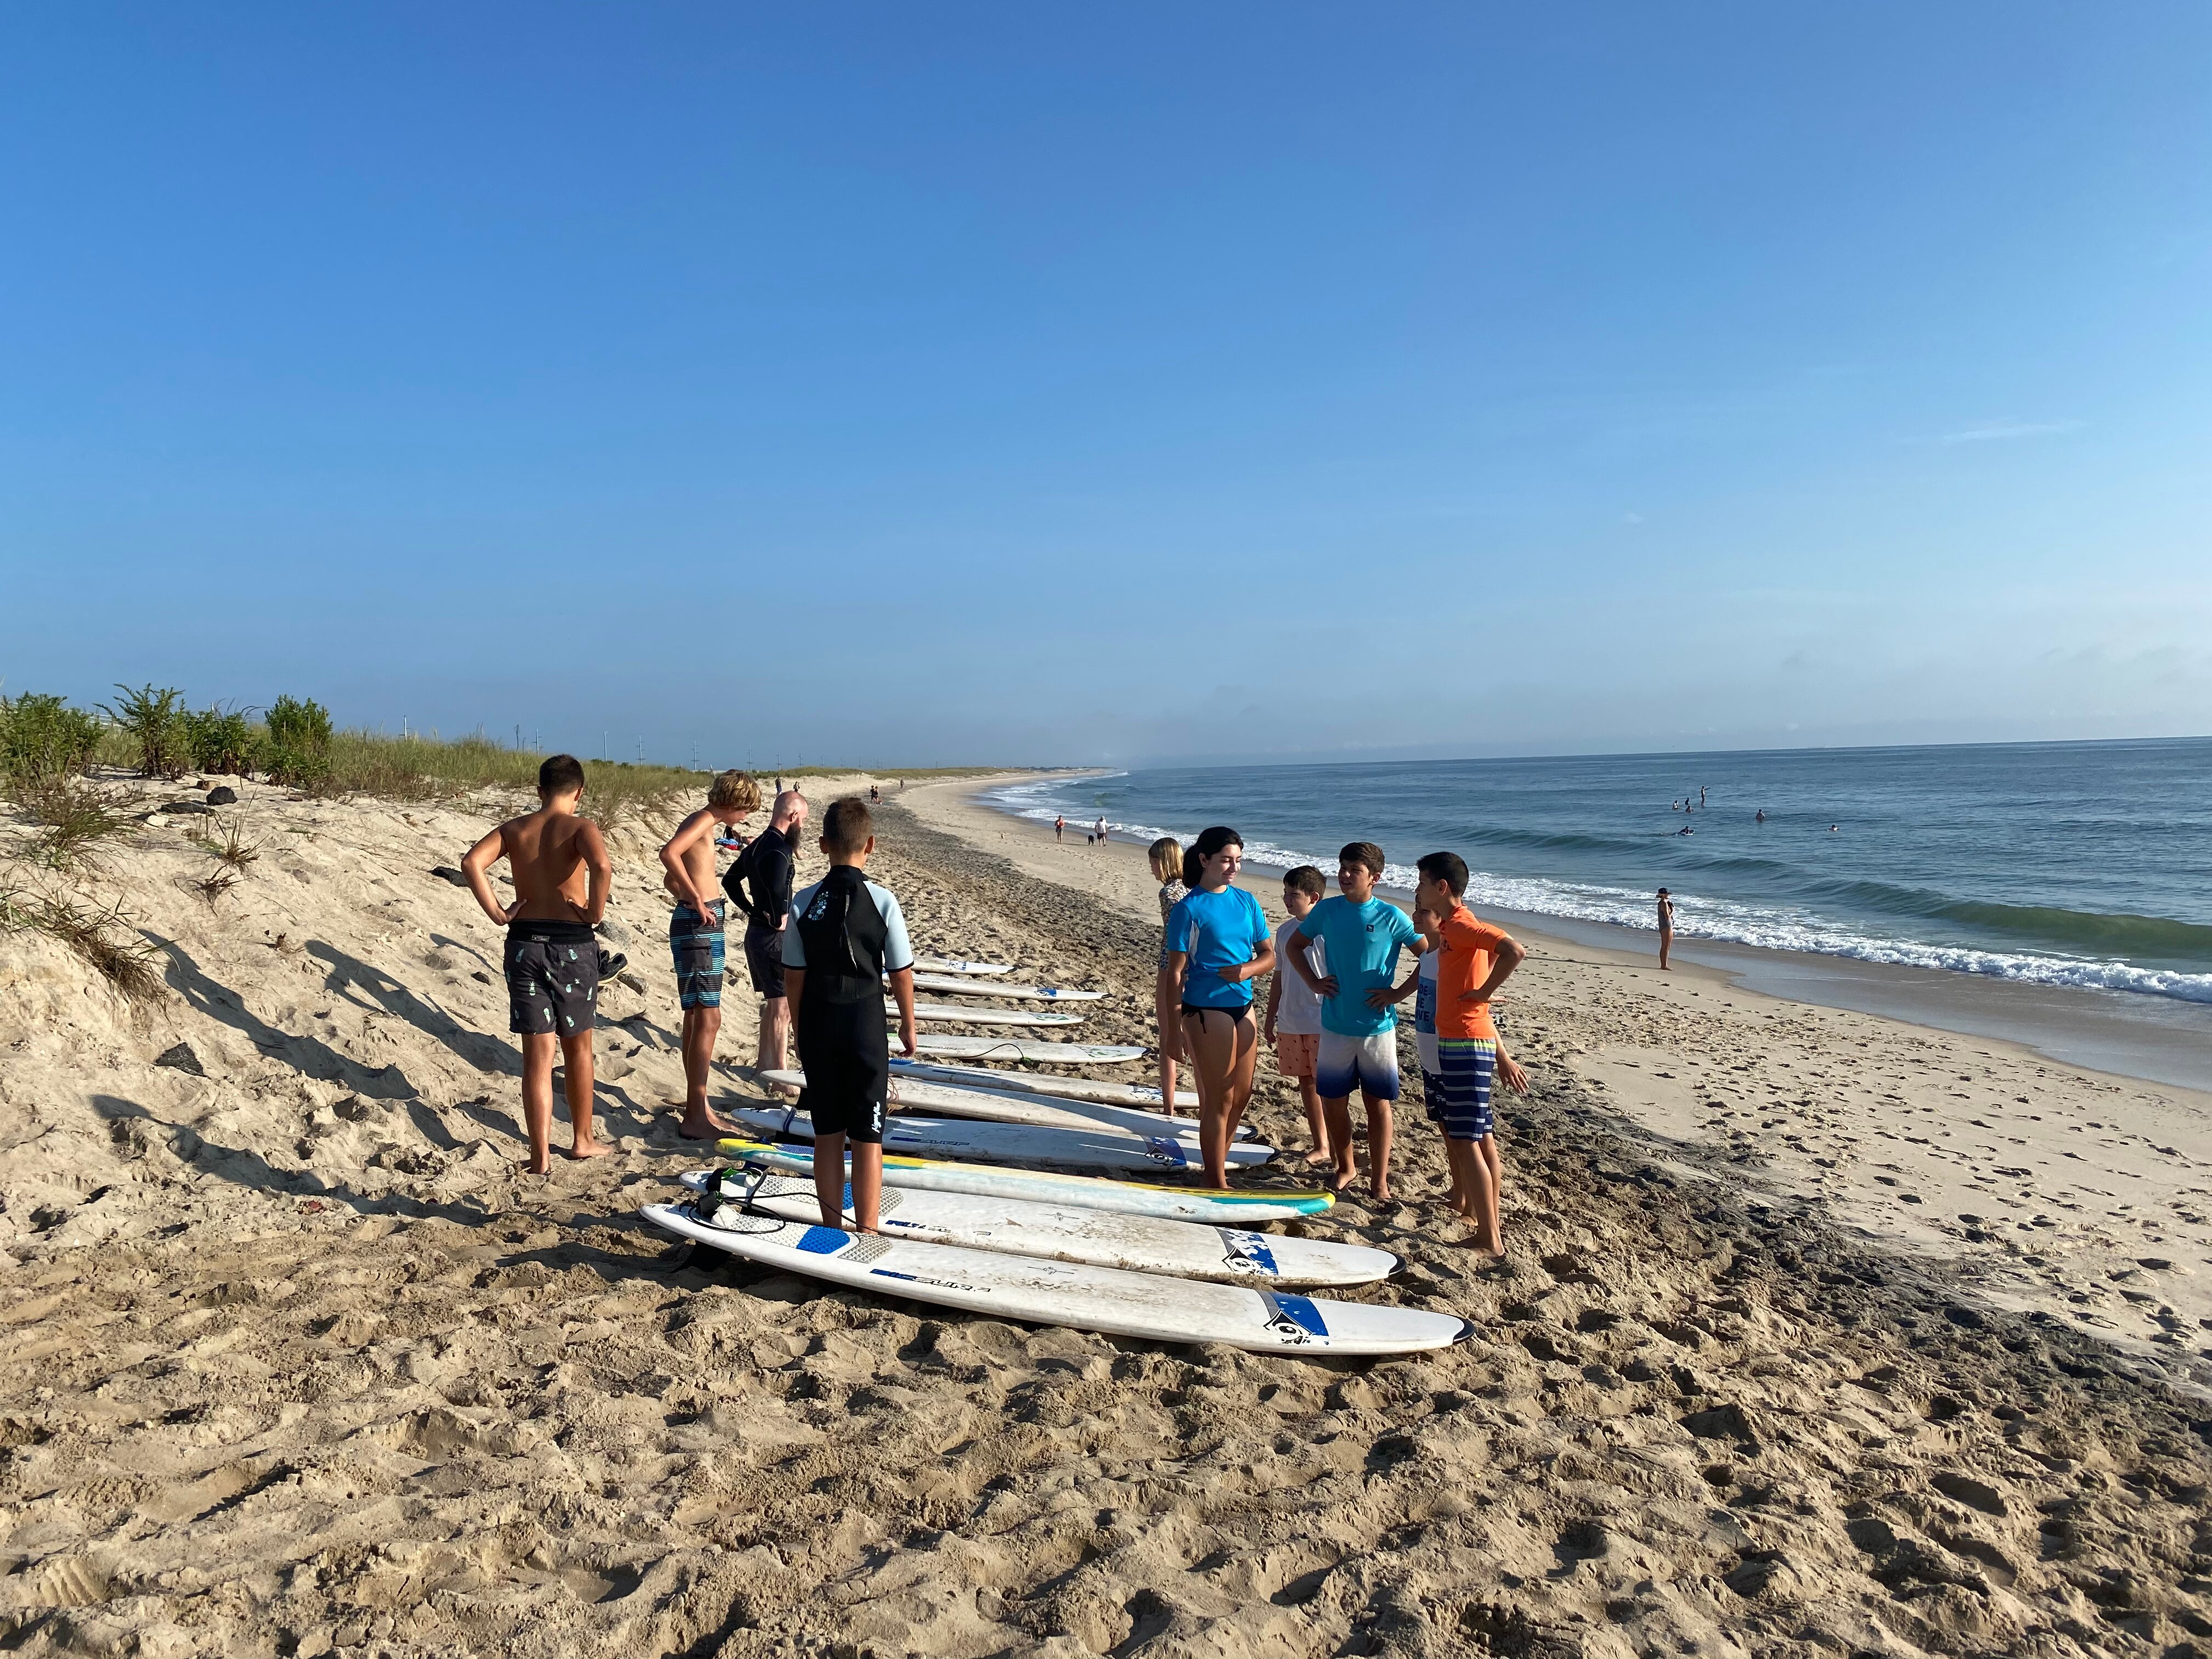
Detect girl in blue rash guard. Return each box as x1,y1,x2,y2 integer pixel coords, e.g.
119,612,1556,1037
1160,826,1277,1189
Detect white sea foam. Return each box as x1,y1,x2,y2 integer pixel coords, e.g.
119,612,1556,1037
978,778,2212,1006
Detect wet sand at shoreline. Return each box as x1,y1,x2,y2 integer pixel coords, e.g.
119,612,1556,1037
2,771,2209,1656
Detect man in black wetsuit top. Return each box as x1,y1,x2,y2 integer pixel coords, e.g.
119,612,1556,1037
730,788,808,1073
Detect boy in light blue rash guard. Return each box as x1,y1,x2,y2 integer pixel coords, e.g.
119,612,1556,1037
1290,840,1427,1200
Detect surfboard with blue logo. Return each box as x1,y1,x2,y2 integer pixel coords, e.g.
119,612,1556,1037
677,1170,1395,1288
642,1200,1461,1355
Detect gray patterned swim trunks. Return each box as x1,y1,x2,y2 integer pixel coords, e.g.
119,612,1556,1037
505,918,599,1036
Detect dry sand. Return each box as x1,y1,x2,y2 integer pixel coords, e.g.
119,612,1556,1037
2,769,2210,1657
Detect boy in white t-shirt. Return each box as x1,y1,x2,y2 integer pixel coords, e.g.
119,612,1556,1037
1263,866,1331,1165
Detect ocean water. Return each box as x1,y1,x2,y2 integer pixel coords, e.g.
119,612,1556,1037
986,738,2212,1006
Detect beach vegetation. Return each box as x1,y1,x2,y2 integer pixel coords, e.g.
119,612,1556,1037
179,867,241,906
0,692,105,786
0,883,165,1002
15,777,133,871
183,704,259,775
264,695,334,790
193,815,260,871
100,684,191,780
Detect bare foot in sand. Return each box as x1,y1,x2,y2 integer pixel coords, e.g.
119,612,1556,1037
1303,1148,1334,1167
1370,1181,1391,1204
568,1139,614,1160
678,1103,734,1139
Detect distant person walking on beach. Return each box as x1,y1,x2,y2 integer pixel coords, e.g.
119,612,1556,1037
1291,841,1425,1201
782,797,917,1233
1263,865,1332,1165
1095,815,1109,845
1148,837,1188,1118
1160,826,1275,1188
656,769,763,1139
1657,887,1674,969
461,754,614,1174
726,789,808,1071
1054,814,1065,842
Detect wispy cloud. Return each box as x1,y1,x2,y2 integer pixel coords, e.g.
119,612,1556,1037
1622,511,1644,524
1938,419,2085,445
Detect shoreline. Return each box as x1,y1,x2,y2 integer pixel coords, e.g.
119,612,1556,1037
907,772,2212,1369
965,771,2212,1095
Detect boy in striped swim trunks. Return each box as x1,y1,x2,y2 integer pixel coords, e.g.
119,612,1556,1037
1411,852,1526,1255
658,770,764,1140
1391,905,1532,1218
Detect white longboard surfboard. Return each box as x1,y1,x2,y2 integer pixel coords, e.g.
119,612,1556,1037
912,1035,1143,1065
677,1170,1396,1288
642,1202,1462,1355
891,1001,1086,1029
728,1107,1274,1175
890,1058,1198,1110
906,974,1105,1002
758,1068,1242,1142
717,1138,1331,1222
913,957,1013,976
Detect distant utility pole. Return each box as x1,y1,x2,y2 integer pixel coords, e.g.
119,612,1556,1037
514,724,521,751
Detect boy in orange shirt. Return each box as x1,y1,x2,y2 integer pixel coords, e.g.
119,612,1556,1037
1412,852,1526,1254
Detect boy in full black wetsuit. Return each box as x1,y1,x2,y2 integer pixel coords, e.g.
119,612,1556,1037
781,797,917,1231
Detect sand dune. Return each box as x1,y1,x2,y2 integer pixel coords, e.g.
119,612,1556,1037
1,771,2208,1656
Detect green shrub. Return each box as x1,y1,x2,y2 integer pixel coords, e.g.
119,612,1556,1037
100,684,189,779
264,695,334,789
182,704,258,775
0,692,105,786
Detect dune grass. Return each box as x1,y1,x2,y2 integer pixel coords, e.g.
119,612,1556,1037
14,776,132,872
5,685,997,823
0,883,165,1002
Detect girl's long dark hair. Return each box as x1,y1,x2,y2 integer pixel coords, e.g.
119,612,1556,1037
1184,825,1242,888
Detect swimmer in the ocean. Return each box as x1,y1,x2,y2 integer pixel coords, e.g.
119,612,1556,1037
1755,809,1765,823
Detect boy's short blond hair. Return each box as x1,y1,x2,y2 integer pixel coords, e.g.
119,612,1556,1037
708,770,761,812
1148,837,1182,884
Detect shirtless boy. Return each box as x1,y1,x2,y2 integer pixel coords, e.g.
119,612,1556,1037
462,754,614,1173
658,770,764,1139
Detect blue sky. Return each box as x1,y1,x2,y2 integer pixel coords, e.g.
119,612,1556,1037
3,4,2208,768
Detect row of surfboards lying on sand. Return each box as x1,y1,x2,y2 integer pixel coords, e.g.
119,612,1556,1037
638,955,1469,1356
643,1149,1466,1355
